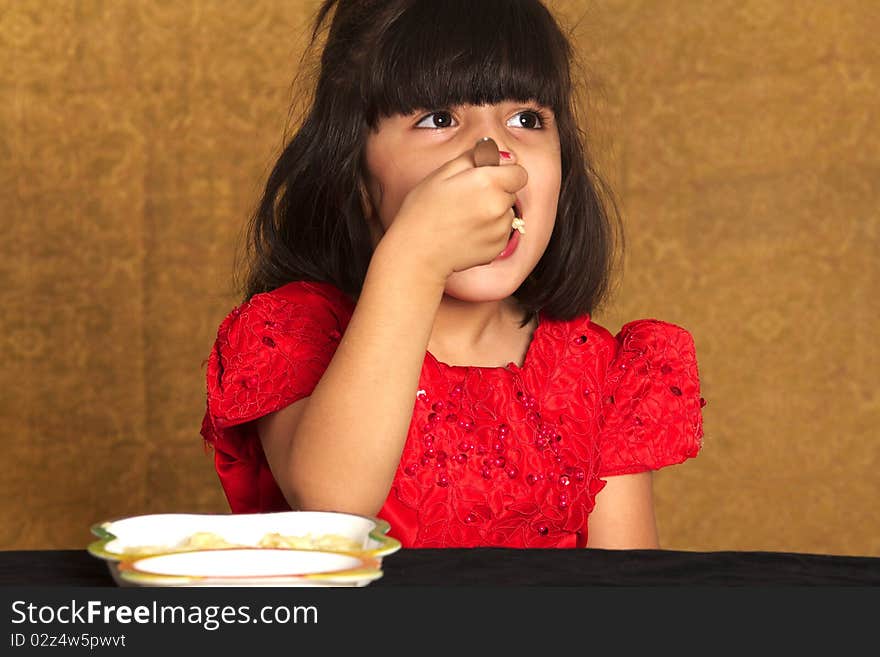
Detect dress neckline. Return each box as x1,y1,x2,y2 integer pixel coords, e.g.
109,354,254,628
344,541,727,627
425,309,547,373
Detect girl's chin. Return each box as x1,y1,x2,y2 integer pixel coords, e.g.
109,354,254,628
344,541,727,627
443,269,526,301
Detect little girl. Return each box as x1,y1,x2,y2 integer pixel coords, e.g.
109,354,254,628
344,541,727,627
200,0,706,549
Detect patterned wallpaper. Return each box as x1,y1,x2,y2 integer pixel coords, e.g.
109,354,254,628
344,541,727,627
1,1,877,556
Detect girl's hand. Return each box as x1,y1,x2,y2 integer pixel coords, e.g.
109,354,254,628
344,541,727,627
382,140,528,281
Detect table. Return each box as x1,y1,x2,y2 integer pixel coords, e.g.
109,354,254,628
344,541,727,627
1,547,878,586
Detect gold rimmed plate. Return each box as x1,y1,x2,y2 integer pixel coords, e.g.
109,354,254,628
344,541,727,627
118,548,383,587
87,510,401,586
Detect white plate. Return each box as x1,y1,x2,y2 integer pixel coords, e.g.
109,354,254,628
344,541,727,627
118,548,383,587
87,510,401,586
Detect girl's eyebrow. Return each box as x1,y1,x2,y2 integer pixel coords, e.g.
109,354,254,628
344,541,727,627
414,101,554,112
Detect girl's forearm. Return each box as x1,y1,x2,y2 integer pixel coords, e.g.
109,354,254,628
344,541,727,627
284,235,446,515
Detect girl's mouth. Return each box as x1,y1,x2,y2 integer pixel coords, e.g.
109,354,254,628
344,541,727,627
510,197,525,238
497,226,520,260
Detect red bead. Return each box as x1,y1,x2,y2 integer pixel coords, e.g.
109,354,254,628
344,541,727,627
583,388,591,396
262,336,276,348
670,386,682,396
494,457,506,468
558,474,571,487
634,416,643,426
432,401,445,412
416,389,428,401
492,440,503,452
450,384,463,397
423,448,435,458
465,513,477,524
454,453,467,464
575,469,585,482
506,466,518,479
481,467,492,479
526,474,538,486
538,525,549,535
573,335,587,345
458,441,471,452
445,413,458,422
661,364,673,375
404,464,417,476
420,456,431,466
497,424,510,437
558,493,569,509
437,473,449,487
428,412,439,424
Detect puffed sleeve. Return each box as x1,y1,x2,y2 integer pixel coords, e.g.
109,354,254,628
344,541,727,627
202,283,347,435
597,319,706,477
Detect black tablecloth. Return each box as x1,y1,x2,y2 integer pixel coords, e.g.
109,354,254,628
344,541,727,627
1,548,878,586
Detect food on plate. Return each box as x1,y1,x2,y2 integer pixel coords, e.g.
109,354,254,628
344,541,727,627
116,531,362,556
257,532,362,552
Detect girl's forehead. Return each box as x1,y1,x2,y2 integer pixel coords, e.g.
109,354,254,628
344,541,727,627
400,99,553,113
356,1,571,128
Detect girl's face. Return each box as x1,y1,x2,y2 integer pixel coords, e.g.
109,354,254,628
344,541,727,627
361,101,561,303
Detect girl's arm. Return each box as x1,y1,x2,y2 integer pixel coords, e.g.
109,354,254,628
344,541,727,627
585,472,661,549
256,233,446,517
256,144,525,517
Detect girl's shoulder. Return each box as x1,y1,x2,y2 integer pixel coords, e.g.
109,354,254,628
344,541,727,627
542,313,700,381
220,280,355,331
269,280,355,308
574,315,698,358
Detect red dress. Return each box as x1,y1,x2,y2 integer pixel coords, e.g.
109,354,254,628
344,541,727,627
200,281,705,548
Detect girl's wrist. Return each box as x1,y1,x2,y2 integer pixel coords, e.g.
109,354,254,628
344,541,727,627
372,228,449,293
371,226,449,292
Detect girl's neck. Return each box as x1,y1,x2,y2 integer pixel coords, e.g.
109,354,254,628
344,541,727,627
427,295,536,368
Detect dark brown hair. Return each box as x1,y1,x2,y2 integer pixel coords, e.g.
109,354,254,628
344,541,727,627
237,0,624,326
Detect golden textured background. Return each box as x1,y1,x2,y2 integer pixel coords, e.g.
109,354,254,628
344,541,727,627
2,0,877,556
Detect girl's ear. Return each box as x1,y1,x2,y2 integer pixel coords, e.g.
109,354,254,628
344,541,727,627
358,175,385,247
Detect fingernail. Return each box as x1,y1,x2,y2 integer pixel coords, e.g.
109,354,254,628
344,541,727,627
499,150,512,160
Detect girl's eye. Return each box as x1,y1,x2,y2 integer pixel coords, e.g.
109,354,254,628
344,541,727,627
416,111,452,129
508,110,544,130
414,108,549,130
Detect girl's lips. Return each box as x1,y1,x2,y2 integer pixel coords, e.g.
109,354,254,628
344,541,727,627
495,228,520,260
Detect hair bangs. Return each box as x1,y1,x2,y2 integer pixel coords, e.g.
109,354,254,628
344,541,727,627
363,0,572,127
